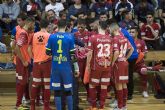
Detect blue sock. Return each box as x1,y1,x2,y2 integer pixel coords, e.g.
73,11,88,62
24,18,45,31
54,97,61,110
66,96,73,110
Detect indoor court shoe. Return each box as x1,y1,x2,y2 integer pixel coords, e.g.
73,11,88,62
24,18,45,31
113,107,122,110
142,91,149,98
109,99,118,108
122,106,127,110
16,105,30,110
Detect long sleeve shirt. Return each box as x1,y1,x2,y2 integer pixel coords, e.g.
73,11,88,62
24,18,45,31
0,3,20,20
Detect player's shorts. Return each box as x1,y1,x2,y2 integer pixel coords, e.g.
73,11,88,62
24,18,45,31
50,68,73,91
135,60,147,75
78,58,86,79
112,61,128,84
16,57,29,85
89,69,111,86
32,60,51,86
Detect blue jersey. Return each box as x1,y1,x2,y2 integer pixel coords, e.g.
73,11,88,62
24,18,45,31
46,32,75,71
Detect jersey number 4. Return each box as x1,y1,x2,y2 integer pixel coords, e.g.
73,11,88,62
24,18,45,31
97,44,110,57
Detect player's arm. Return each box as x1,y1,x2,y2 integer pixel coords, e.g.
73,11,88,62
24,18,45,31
74,37,85,47
126,43,134,60
70,49,79,73
86,49,93,72
112,50,119,66
46,35,52,56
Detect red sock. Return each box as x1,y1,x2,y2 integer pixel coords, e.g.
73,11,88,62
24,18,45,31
24,83,30,100
89,87,97,107
16,84,25,107
123,88,128,107
99,89,107,109
31,87,38,105
44,89,51,109
117,90,123,109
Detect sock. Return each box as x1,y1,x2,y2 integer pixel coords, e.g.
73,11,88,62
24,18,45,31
117,90,123,109
44,89,51,108
99,89,107,109
54,97,61,110
66,96,73,110
16,84,25,107
123,88,128,107
140,74,148,91
89,87,97,107
31,87,38,107
24,83,30,100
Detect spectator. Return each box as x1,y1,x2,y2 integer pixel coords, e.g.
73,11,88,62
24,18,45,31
141,12,160,50
46,9,58,33
134,0,155,23
158,0,165,18
119,10,137,30
22,0,41,18
0,0,20,30
91,0,113,19
115,0,133,21
159,10,165,50
0,27,2,40
45,0,64,17
67,0,87,21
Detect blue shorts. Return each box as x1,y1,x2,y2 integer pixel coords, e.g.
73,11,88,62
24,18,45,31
50,68,73,91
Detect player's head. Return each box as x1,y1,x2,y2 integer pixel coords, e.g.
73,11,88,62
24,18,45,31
57,19,67,29
129,26,139,39
40,19,49,29
77,19,86,32
109,23,120,36
99,12,108,22
24,17,35,32
98,21,108,30
17,13,27,27
146,11,154,23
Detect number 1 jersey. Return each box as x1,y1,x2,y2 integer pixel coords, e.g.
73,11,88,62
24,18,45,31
46,32,75,70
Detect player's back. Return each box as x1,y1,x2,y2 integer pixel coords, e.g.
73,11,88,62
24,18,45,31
49,32,74,69
89,34,113,71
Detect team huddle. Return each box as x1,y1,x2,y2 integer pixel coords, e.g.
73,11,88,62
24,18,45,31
11,13,150,110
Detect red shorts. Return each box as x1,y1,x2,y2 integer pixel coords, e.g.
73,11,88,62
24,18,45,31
32,60,51,86
135,61,147,74
112,61,128,84
16,57,29,85
89,69,111,86
78,58,86,79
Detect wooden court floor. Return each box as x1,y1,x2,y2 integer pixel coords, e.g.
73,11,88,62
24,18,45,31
0,94,165,110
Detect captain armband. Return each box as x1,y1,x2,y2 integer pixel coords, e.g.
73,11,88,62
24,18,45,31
70,49,77,63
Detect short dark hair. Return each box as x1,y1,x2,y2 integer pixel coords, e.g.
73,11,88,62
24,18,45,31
17,13,27,21
58,19,67,28
59,10,66,18
146,11,154,17
129,26,139,32
99,11,107,17
99,21,108,30
77,19,86,25
47,9,55,15
40,19,49,28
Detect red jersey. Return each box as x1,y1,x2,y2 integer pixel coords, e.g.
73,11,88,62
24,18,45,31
141,23,160,39
74,30,91,46
113,33,131,61
16,29,30,63
88,34,113,71
134,39,147,53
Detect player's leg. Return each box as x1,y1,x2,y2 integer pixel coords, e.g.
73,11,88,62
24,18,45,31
43,61,51,110
122,83,128,110
99,71,110,109
30,63,41,110
139,66,148,97
88,70,100,109
51,70,62,110
62,69,73,110
16,57,29,108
